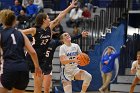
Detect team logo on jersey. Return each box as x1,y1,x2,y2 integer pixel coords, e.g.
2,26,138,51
67,52,78,56
40,35,50,39
100,46,119,83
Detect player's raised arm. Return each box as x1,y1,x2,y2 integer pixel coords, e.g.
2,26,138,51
20,27,36,36
50,0,78,30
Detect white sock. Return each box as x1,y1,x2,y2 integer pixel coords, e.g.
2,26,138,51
80,90,85,93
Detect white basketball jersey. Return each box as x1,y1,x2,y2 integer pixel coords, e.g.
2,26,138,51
59,43,82,70
131,61,140,77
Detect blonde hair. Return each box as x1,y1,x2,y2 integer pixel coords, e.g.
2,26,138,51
0,9,16,26
60,33,64,41
60,33,69,43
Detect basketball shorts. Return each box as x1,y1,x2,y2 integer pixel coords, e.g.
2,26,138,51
1,70,29,90
27,59,52,75
61,66,81,81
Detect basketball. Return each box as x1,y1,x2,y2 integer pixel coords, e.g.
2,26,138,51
77,53,90,66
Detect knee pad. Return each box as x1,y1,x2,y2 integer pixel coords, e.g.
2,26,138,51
81,71,92,86
63,85,72,93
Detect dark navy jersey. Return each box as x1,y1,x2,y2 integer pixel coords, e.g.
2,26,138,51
32,26,52,60
43,39,61,63
1,27,28,71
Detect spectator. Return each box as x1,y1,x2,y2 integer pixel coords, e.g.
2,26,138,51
85,0,94,12
66,6,83,27
73,25,80,36
22,0,29,8
11,0,22,16
17,9,29,29
82,6,91,18
26,0,38,18
99,46,120,93
33,0,44,12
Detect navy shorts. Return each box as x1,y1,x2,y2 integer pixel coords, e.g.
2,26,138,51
27,60,52,75
1,70,29,90
26,54,52,75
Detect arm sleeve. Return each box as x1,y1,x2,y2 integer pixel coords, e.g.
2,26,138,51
113,52,120,58
71,34,82,41
34,5,38,14
101,56,105,64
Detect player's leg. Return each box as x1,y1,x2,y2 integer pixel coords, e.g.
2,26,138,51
74,70,92,93
0,87,8,93
0,78,8,93
61,67,73,93
62,81,72,93
43,72,52,93
130,76,140,93
33,73,43,93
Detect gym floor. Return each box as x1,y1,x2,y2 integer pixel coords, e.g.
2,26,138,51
25,92,125,93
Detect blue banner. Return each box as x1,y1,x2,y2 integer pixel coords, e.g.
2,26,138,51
72,23,125,91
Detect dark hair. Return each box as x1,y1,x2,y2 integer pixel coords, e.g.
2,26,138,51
0,9,16,26
35,13,47,27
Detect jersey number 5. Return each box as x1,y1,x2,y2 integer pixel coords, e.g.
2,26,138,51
11,34,16,44
46,51,50,57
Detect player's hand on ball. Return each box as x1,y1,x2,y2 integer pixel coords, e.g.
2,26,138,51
74,57,80,64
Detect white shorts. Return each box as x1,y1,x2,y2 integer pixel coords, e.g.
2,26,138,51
0,76,3,88
61,66,81,81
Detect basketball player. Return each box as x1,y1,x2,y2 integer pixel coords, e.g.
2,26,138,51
0,9,41,93
35,31,88,93
99,46,120,93
130,51,140,93
21,0,78,93
59,32,92,93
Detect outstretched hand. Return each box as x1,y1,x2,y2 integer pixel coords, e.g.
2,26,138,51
69,0,78,8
